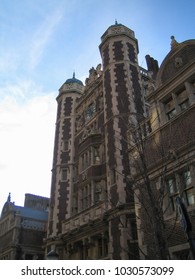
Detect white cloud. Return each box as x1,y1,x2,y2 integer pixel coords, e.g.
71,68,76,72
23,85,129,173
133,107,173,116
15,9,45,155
0,83,57,212
0,52,18,74
29,7,64,70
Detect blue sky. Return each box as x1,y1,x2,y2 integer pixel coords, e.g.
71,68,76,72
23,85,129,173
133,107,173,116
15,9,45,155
0,0,194,211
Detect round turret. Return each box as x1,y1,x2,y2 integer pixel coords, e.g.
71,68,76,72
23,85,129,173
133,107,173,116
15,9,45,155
65,72,83,86
58,72,84,99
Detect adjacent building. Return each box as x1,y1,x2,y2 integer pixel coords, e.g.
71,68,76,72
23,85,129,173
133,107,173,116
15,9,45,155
132,36,195,259
0,193,49,260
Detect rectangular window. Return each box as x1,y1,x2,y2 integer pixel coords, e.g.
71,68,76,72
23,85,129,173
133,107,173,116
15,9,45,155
185,188,195,206
166,177,178,212
177,90,189,111
61,168,67,181
63,140,69,151
80,184,91,211
167,108,176,120
179,99,189,111
94,147,100,164
183,170,192,187
94,183,102,203
164,98,176,120
167,178,178,194
97,235,108,259
181,170,195,206
80,150,91,171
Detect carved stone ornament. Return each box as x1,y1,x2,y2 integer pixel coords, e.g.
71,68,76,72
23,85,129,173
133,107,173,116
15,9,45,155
111,26,122,34
85,64,102,86
174,57,183,68
66,83,74,89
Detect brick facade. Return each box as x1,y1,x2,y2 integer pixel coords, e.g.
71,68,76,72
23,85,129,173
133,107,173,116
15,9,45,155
46,23,195,260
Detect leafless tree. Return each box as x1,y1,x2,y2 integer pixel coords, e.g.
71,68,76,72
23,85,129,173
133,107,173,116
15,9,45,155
109,109,195,259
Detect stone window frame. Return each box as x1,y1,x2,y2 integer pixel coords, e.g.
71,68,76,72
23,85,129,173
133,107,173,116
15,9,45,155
161,85,192,123
97,233,108,259
166,177,179,212
80,183,92,211
80,150,91,172
180,169,195,207
61,168,68,182
62,140,69,151
165,166,195,214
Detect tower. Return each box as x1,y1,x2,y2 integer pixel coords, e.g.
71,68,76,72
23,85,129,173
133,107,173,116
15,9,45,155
99,22,144,259
47,74,84,250
46,23,144,259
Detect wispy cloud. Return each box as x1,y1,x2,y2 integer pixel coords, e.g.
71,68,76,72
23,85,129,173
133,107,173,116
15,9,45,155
0,84,56,210
0,79,45,102
29,7,64,70
0,52,18,74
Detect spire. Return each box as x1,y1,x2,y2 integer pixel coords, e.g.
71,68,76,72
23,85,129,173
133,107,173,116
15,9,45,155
73,71,75,79
7,192,11,202
171,35,179,50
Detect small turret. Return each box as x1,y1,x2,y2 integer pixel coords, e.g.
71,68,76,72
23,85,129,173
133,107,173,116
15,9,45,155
64,72,83,86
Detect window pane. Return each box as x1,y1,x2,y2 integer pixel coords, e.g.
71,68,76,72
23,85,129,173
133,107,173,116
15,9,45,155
180,99,189,111
63,141,69,151
167,178,177,194
186,188,195,206
184,170,191,186
61,169,67,181
167,108,176,120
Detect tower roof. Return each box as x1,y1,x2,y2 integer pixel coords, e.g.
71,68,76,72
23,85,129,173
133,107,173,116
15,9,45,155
65,72,83,86
99,22,138,53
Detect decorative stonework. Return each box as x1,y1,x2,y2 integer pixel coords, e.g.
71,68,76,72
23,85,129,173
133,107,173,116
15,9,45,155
60,82,84,92
101,23,135,44
85,64,102,86
111,25,122,34
171,35,179,50
174,57,183,68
